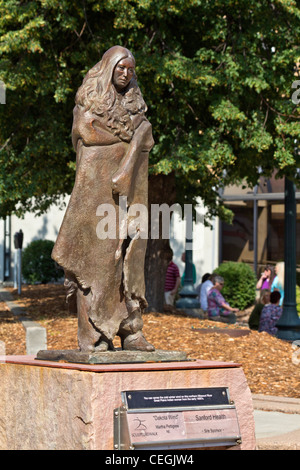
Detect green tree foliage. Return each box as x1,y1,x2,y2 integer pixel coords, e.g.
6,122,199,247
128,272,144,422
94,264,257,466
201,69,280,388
0,0,299,219
214,261,257,310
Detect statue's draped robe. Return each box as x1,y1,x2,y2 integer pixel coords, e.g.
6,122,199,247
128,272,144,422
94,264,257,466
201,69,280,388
52,104,152,348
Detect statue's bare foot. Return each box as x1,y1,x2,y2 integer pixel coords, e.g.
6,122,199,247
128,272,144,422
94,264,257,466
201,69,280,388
95,341,109,352
95,337,115,352
123,332,155,352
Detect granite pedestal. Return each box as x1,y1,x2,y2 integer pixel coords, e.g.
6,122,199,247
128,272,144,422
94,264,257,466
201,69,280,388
0,355,256,450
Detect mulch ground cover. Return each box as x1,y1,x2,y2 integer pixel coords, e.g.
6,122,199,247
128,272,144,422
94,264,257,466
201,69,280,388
0,283,300,399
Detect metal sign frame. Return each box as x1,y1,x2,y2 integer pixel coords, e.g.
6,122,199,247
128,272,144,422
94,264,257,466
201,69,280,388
113,388,241,450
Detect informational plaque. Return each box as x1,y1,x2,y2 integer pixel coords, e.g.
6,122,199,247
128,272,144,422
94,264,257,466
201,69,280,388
122,387,230,409
113,388,241,450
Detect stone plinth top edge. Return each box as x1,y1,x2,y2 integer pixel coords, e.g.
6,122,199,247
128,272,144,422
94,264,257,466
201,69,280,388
0,355,241,373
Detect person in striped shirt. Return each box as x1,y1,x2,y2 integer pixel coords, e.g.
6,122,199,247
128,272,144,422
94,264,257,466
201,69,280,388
164,252,181,306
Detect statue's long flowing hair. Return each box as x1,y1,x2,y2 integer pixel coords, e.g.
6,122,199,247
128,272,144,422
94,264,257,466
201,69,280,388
75,46,147,142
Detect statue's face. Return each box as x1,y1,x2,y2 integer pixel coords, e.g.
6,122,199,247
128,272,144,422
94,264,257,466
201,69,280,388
113,57,135,92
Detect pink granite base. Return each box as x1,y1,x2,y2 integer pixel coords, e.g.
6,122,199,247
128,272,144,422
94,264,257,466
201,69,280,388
0,356,256,450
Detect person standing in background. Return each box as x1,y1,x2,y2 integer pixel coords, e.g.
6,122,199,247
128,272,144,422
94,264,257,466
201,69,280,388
256,265,274,291
271,262,284,306
164,252,181,306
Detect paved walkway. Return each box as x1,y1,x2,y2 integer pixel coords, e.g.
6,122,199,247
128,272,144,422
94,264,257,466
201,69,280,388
252,394,300,450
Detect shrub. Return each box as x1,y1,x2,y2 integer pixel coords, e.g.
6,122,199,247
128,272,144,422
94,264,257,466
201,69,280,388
213,261,256,310
21,239,62,284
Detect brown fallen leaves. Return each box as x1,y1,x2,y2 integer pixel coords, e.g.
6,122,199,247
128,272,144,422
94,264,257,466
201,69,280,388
0,304,26,355
1,284,300,399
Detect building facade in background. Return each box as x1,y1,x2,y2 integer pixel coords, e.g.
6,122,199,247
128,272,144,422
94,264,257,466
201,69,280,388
221,174,300,272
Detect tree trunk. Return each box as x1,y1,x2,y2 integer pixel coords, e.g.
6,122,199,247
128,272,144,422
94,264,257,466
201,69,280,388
145,173,177,312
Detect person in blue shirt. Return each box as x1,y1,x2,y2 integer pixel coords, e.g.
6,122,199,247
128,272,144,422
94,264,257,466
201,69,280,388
271,262,284,306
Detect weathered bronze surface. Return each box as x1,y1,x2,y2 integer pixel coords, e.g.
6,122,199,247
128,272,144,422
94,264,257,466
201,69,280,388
51,46,155,353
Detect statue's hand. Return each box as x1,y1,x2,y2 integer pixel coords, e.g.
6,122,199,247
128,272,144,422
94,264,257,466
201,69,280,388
111,120,153,197
134,120,154,152
111,171,130,196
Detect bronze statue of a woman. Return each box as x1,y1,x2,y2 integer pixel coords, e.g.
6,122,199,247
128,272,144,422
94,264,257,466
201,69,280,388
52,46,155,353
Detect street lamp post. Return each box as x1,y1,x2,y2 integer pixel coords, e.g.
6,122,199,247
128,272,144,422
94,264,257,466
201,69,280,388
176,206,200,314
276,173,300,341
14,230,23,295
176,237,200,310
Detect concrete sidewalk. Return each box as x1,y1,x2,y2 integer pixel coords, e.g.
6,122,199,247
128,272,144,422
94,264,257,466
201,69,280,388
252,394,300,450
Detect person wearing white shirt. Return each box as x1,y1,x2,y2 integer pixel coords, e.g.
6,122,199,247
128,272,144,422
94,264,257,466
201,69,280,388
197,273,213,312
